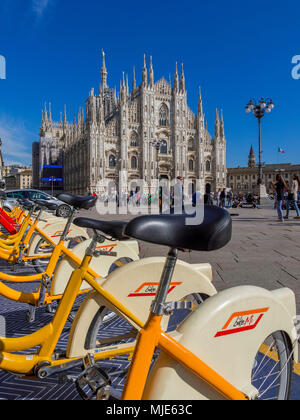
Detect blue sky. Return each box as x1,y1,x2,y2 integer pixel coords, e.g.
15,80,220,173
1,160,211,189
0,0,300,167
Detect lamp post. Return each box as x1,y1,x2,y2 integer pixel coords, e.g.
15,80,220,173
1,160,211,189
245,98,274,203
49,176,55,196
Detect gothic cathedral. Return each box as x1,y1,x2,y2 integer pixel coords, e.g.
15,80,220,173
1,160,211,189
36,52,227,195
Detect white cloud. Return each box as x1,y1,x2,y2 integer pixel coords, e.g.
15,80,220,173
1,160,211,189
0,116,33,166
31,0,51,17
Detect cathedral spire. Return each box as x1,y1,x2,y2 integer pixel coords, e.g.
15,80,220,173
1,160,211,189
64,105,67,124
44,102,48,122
78,108,81,127
49,103,52,122
101,49,108,89
142,54,148,87
220,109,225,137
215,108,220,139
149,56,154,88
180,63,185,93
132,66,136,91
198,87,203,115
120,72,126,103
174,62,179,93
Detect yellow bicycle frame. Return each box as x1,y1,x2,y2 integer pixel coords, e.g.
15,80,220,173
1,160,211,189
0,252,142,375
121,313,248,401
0,250,247,400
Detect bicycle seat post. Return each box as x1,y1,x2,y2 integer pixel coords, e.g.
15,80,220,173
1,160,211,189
60,207,78,242
85,230,105,257
36,208,43,222
150,248,178,316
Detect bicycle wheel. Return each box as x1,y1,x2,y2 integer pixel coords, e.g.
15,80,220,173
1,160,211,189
251,331,293,400
32,236,55,273
32,235,87,273
167,293,209,332
84,293,207,353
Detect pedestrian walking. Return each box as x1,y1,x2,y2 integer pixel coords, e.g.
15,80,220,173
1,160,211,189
220,188,226,208
226,189,233,208
270,174,287,222
284,175,300,220
216,189,221,207
192,187,204,207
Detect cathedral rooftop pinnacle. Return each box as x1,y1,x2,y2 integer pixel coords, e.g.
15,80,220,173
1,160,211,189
174,62,179,92
149,56,154,87
132,66,136,91
142,54,148,87
101,49,108,90
180,62,185,92
198,87,203,115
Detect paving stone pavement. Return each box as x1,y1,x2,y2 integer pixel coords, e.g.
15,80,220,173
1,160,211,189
0,205,299,400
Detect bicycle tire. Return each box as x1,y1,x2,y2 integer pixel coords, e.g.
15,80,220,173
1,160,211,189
84,293,207,354
252,330,293,400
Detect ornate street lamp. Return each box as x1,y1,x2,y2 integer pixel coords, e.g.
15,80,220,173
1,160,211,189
245,98,274,202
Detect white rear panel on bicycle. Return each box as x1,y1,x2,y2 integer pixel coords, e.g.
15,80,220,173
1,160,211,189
51,238,140,296
27,222,88,256
67,258,217,358
143,285,298,400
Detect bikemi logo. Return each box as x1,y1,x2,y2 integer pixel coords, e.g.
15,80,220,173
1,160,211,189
214,307,269,337
128,282,182,297
0,55,6,80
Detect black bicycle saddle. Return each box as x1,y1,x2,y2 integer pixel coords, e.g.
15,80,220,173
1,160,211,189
57,193,97,210
124,205,232,252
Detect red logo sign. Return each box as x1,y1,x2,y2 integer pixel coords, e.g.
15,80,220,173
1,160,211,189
96,244,117,252
51,229,71,238
215,307,269,338
128,282,182,298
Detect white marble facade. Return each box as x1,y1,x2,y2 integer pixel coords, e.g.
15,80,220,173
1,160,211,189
37,53,227,195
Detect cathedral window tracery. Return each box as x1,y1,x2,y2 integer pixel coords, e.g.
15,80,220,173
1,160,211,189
188,138,195,151
189,159,194,171
130,132,138,147
160,140,168,154
131,156,137,169
159,104,169,127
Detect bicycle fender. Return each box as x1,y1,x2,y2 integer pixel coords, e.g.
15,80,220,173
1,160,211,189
66,258,217,358
143,285,298,400
51,238,140,296
27,222,88,256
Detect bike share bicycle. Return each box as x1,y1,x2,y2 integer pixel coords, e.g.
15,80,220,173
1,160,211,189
0,194,142,324
0,203,297,400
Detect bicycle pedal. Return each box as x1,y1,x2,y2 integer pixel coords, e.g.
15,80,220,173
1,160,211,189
75,354,112,401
